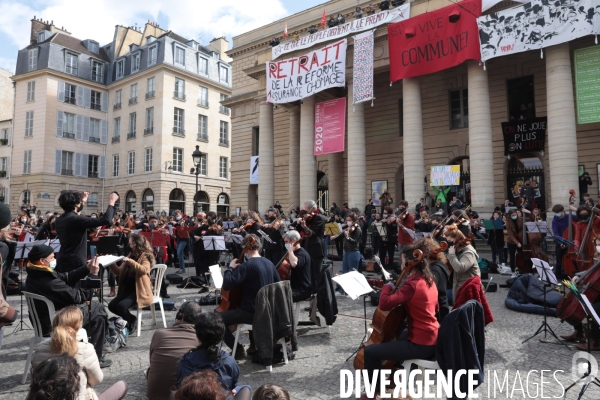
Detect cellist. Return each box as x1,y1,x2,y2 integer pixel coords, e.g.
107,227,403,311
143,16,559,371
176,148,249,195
360,245,439,400
574,206,600,250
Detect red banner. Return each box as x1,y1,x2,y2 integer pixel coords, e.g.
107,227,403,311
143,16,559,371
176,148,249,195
388,0,481,82
314,98,346,156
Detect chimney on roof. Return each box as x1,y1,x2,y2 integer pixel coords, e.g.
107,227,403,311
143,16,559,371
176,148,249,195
207,36,228,61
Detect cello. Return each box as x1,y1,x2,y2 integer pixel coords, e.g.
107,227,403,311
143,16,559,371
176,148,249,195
562,189,579,277
353,249,424,370
574,202,600,272
556,259,600,326
214,235,258,313
515,212,549,274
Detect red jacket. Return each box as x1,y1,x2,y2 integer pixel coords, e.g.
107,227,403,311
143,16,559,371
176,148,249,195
453,276,494,326
397,213,415,246
380,274,439,346
574,216,600,248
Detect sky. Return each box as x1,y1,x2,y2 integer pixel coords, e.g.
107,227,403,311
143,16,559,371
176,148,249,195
0,0,328,74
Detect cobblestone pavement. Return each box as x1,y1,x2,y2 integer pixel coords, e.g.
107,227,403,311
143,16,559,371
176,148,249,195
1,260,600,399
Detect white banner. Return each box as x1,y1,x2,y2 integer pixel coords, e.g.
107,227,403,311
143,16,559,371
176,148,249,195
266,39,347,104
250,156,259,184
478,0,600,63
352,30,374,105
272,4,410,59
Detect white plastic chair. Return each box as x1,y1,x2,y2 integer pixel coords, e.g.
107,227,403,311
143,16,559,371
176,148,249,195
22,292,55,384
403,358,441,390
135,264,167,337
231,324,288,372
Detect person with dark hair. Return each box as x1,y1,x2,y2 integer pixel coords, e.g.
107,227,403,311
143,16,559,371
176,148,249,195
177,313,251,400
107,233,155,334
218,234,280,358
396,200,415,252
580,172,593,202
379,206,398,268
330,213,361,291
35,215,58,240
574,206,600,249
55,191,118,273
27,354,81,400
174,370,250,400
147,301,202,400
360,245,440,399
252,383,290,400
504,208,523,275
551,203,578,279
411,238,450,322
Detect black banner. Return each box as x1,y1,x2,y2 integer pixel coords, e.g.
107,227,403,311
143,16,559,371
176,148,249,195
502,117,547,156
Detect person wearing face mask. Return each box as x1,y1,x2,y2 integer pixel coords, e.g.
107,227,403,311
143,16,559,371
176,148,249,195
55,190,118,273
574,206,600,250
282,230,312,302
504,209,523,275
35,215,58,241
191,212,220,285
551,204,578,279
330,213,362,295
172,210,191,274
24,244,112,366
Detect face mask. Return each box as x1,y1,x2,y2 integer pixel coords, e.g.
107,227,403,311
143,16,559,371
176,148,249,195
176,216,182,221
556,213,563,218
76,204,84,212
383,214,388,218
596,246,600,253
48,259,57,270
151,222,158,228
285,243,291,250
135,220,141,224
269,216,276,222
21,218,26,223
511,215,518,220
581,215,590,222
91,215,96,219
115,222,121,226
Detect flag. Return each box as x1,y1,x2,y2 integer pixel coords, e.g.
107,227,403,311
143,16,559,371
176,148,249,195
283,22,288,38
321,9,326,29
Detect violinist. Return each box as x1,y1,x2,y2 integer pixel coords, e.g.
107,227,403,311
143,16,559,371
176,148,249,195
581,193,595,208
331,212,361,275
379,206,397,268
35,215,58,240
415,211,433,234
412,238,450,322
173,210,191,275
370,212,382,256
263,209,285,265
505,209,523,274
298,200,325,292
396,200,415,250
443,224,480,300
232,211,263,236
360,246,439,399
282,230,312,302
551,204,578,279
191,212,220,283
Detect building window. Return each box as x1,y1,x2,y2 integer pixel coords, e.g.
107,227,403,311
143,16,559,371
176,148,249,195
450,88,468,129
216,193,229,217
0,157,7,175
91,61,103,83
22,190,31,205
112,154,119,177
116,59,125,79
507,76,535,120
173,108,184,135
64,83,76,104
91,90,101,110
63,113,75,139
88,155,99,178
145,148,153,172
126,190,136,212
27,81,35,102
174,78,185,100
88,41,99,53
25,111,34,137
219,121,228,145
194,191,210,212
175,46,185,66
89,119,100,143
252,127,259,156
113,117,120,142
198,114,208,141
219,65,229,83
198,56,208,75
115,89,122,109
219,93,229,115
0,129,8,146
130,83,138,104
28,49,38,71
128,151,135,175
128,113,136,139
145,108,154,135
148,45,158,66
169,189,185,214
65,52,78,75
197,153,207,176
23,150,32,174
146,77,155,99
172,148,183,172
220,157,228,179
198,86,208,107
87,193,98,207
61,151,74,175
142,189,154,211
131,53,141,73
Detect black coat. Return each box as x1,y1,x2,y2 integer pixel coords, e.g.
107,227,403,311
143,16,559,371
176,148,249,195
430,261,450,322
316,266,338,326
487,226,504,248
302,214,325,259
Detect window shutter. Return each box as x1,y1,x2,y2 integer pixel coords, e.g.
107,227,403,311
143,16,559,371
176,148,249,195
101,120,108,144
99,156,106,178
74,153,81,177
84,88,91,108
76,115,83,140
55,150,62,174
77,86,84,106
83,116,90,141
57,81,65,102
101,92,108,112
81,154,89,177
56,111,64,137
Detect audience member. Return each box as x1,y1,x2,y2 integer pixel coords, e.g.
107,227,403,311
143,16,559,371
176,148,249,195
252,384,290,400
174,370,250,400
27,354,81,400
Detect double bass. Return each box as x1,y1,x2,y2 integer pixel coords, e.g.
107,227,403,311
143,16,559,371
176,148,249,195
515,212,548,274
574,201,600,272
562,189,579,277
354,249,424,370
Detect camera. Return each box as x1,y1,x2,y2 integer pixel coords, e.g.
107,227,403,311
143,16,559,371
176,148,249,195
80,278,102,290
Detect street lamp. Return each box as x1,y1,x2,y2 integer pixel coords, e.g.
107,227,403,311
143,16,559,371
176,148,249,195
191,145,203,215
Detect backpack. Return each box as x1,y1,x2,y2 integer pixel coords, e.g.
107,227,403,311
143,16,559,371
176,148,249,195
107,316,128,349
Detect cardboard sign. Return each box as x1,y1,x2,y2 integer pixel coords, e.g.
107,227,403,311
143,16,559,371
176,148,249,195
430,165,461,186
314,98,346,156
501,117,547,156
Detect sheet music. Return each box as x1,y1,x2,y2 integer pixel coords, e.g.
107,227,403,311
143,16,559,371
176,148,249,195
47,239,61,253
97,255,123,267
581,294,600,326
331,271,374,300
209,264,223,289
526,222,549,233
203,236,226,251
16,240,48,259
531,258,559,285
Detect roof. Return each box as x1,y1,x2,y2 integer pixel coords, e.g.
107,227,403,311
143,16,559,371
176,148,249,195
166,31,189,45
26,32,110,62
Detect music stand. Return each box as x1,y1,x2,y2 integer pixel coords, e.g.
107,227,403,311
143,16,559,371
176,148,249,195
325,223,340,264
521,258,569,349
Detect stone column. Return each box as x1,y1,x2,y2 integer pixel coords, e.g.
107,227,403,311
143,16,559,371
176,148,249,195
467,61,495,214
328,152,344,207
300,96,317,203
403,77,425,203
546,43,579,205
258,101,274,213
288,106,301,208
347,82,366,210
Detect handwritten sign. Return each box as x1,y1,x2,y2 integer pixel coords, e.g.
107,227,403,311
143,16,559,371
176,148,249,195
430,165,461,186
314,98,346,156
266,40,347,104
501,117,547,156
353,30,374,105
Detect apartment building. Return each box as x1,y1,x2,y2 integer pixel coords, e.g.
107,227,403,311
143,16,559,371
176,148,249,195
0,69,14,205
10,18,231,216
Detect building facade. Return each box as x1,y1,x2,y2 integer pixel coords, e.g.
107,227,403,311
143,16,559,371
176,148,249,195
0,68,14,206
10,18,232,216
225,0,600,216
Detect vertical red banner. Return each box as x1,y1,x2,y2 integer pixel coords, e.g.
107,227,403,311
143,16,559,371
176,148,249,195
314,98,346,156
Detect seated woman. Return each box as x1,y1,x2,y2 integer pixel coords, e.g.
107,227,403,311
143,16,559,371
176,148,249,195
443,224,480,301
174,370,249,400
27,354,81,400
361,245,440,399
176,313,250,400
412,237,450,322
108,233,154,335
31,306,128,400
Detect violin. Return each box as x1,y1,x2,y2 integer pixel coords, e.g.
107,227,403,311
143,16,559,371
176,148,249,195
215,235,257,313
276,237,305,281
454,232,475,252
331,222,359,240
354,249,424,370
209,223,224,235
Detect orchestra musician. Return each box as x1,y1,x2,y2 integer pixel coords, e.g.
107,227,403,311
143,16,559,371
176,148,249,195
551,204,578,279
379,206,397,269
55,191,118,273
282,230,312,302
191,211,221,285
297,200,325,293
263,208,285,265
173,210,190,275
360,245,439,399
232,211,263,236
505,209,523,274
396,200,415,251
574,206,600,249
443,224,480,300
35,215,58,240
412,238,450,322
219,234,280,358
581,193,595,208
